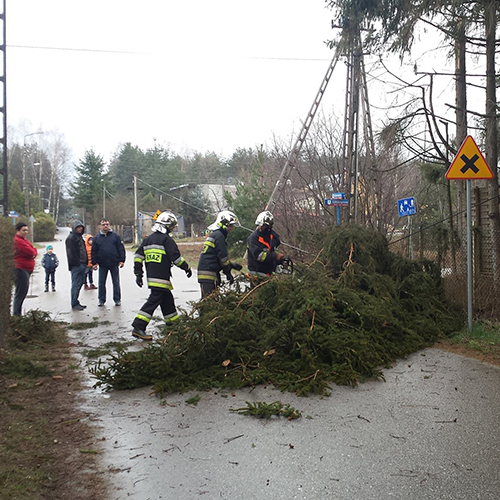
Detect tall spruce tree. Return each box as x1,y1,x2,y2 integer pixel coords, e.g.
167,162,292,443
8,179,24,215
108,142,145,193
71,149,106,216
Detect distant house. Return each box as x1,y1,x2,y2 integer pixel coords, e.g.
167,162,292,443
198,184,236,213
139,211,186,239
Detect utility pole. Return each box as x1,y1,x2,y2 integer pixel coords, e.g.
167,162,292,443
103,184,106,219
0,0,7,216
133,175,138,245
23,131,43,217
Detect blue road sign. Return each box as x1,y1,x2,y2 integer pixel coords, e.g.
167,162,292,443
398,197,417,217
331,192,347,200
325,198,349,207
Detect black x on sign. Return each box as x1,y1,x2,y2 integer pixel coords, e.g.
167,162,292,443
460,153,479,174
446,135,493,180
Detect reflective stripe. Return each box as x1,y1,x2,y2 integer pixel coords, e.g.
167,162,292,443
164,312,179,323
257,251,268,262
148,277,173,290
220,256,229,264
204,240,215,248
197,270,218,282
258,235,272,251
134,254,144,262
135,313,151,323
174,256,185,266
144,244,167,252
198,275,217,282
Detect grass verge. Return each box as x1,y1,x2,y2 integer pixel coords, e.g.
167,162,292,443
0,311,107,500
436,320,500,366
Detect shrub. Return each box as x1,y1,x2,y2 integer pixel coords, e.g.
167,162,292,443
0,217,13,355
33,212,56,242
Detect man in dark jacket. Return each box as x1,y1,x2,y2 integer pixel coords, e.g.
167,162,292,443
132,211,192,341
197,210,241,298
65,220,88,310
91,219,126,307
247,211,284,278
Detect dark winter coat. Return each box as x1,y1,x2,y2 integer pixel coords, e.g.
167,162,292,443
134,230,190,290
41,252,59,272
247,227,281,277
91,230,126,267
65,220,87,270
197,227,231,283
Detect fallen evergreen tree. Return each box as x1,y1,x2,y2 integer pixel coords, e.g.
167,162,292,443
91,225,463,396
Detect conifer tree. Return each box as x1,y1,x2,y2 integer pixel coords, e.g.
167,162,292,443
71,149,106,216
8,179,24,215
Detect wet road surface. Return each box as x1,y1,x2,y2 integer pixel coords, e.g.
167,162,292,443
24,228,500,499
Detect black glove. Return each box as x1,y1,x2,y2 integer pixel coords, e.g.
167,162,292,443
185,267,192,278
230,262,242,271
224,269,234,285
136,275,143,288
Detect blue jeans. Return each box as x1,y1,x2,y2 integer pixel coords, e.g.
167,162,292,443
98,264,121,304
84,267,94,285
70,264,86,307
45,270,56,287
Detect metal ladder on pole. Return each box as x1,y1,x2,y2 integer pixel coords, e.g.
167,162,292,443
265,48,341,212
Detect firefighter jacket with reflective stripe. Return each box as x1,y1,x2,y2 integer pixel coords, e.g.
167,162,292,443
247,227,281,276
197,227,231,283
134,230,189,290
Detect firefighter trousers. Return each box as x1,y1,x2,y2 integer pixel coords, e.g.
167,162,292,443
132,287,178,332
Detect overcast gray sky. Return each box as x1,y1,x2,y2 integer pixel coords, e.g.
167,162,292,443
8,0,343,162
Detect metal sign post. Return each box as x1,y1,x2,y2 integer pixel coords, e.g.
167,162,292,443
324,193,348,226
466,179,473,334
445,135,494,334
397,197,417,260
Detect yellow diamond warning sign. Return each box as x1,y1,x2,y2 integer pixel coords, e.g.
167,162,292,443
446,135,494,180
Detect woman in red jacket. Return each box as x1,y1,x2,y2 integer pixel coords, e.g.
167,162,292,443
13,222,37,316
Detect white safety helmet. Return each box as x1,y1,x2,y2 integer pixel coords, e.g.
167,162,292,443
152,211,178,234
207,210,239,231
255,211,274,228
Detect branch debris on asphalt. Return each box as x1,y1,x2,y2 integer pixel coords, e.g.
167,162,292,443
90,225,463,397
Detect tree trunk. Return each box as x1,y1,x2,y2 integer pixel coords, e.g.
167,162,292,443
484,0,500,290
455,18,468,241
55,184,60,225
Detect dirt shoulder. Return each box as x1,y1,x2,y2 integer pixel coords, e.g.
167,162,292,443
0,335,107,499
434,340,500,367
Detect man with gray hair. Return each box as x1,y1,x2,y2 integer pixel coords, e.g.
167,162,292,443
65,220,87,311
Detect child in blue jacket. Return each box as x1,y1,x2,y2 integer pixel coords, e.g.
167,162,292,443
41,245,59,292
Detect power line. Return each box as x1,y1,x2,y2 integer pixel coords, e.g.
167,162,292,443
136,177,212,215
9,44,332,62
8,44,145,55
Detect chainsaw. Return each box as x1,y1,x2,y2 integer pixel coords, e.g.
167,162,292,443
275,257,294,275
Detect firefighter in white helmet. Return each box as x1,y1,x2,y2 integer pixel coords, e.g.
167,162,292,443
131,211,192,341
197,210,242,298
247,211,284,277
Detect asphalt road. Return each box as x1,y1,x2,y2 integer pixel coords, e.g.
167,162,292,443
24,227,500,500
